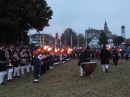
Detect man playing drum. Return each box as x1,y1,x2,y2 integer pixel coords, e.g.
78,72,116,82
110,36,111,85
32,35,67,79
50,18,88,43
77,46,91,76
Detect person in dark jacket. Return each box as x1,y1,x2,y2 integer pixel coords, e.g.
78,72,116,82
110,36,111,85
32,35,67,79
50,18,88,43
77,46,91,76
0,44,7,85
77,46,91,66
99,44,111,73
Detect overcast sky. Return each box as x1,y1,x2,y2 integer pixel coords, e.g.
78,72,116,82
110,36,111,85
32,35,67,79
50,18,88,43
30,0,130,38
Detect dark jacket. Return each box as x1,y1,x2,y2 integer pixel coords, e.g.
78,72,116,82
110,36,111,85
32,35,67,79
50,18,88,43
33,54,41,66
0,49,7,71
77,49,91,66
99,48,111,64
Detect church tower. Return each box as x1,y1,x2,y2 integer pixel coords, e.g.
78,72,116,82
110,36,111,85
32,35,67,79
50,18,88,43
104,20,108,32
121,25,125,38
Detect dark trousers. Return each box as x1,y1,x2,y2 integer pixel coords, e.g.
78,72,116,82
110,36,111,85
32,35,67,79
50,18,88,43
34,64,41,80
43,63,47,73
126,55,129,61
47,61,50,70
40,65,44,75
50,59,54,67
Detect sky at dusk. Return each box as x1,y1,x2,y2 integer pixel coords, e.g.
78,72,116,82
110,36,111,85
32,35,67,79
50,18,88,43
30,0,130,38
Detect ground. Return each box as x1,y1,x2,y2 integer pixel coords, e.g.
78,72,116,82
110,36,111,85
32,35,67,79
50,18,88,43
0,59,130,97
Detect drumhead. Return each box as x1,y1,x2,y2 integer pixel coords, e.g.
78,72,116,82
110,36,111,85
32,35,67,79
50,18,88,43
80,62,96,65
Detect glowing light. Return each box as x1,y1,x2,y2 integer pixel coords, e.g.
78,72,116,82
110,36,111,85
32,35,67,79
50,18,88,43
48,47,52,51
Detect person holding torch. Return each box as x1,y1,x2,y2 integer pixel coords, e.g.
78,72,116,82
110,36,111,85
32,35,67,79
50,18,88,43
33,47,44,83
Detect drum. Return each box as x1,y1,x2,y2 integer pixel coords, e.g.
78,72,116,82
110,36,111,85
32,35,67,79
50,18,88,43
80,62,97,74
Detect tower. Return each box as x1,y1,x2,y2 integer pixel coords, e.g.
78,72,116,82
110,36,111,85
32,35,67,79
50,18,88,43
121,25,125,38
104,20,108,32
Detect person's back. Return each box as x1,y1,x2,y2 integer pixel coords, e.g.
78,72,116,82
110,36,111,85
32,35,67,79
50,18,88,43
77,46,91,66
100,49,110,61
99,44,111,72
84,49,91,61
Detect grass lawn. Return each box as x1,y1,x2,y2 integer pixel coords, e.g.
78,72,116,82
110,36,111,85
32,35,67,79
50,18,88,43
0,59,130,97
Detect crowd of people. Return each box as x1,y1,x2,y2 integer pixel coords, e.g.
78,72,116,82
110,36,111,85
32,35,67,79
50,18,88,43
0,43,73,85
77,44,130,75
0,43,130,85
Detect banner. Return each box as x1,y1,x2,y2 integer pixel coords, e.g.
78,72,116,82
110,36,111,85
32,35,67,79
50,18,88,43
55,32,58,46
56,32,58,39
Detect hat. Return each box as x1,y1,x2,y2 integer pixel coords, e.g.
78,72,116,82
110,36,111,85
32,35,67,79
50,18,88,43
102,44,106,48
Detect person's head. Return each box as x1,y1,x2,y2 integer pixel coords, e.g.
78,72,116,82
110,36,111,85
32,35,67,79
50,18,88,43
9,45,14,50
102,44,106,48
86,46,90,50
0,43,5,49
34,46,41,55
21,47,25,52
15,46,20,51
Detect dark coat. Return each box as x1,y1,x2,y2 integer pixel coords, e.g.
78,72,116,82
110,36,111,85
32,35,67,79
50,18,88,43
0,49,7,71
99,48,111,64
77,50,91,66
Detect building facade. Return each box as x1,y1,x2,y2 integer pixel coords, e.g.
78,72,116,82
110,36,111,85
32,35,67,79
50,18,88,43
88,37,99,47
85,21,116,46
30,33,43,46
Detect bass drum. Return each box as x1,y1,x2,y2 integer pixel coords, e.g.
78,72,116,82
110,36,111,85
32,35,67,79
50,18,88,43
80,62,97,74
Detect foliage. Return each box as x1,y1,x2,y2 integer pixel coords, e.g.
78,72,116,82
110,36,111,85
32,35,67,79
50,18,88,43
77,34,86,47
61,28,77,47
28,43,35,49
113,36,125,46
0,0,53,45
44,33,55,45
98,32,108,45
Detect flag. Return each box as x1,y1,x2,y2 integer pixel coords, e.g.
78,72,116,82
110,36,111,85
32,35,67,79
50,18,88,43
56,32,58,39
55,32,59,46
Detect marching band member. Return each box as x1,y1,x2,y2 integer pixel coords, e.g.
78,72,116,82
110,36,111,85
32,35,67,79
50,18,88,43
99,44,111,73
46,52,51,70
49,52,54,69
30,49,34,71
7,45,14,82
33,47,44,83
41,52,47,75
77,46,91,76
112,47,119,66
0,44,7,85
20,47,27,77
12,48,20,77
62,50,67,64
24,47,30,73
